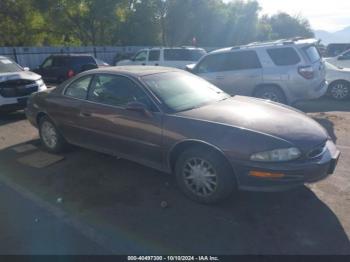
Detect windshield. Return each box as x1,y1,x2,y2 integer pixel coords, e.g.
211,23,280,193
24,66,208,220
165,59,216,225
142,72,230,112
0,58,23,73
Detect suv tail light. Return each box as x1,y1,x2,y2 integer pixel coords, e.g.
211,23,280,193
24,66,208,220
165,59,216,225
67,69,75,78
298,66,314,79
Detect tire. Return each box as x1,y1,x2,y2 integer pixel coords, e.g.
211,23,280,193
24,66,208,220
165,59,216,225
328,81,350,100
254,86,287,104
39,116,67,153
175,146,237,204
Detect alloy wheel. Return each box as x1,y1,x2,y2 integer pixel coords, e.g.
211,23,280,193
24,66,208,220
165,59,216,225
182,157,218,197
331,83,349,100
41,121,58,149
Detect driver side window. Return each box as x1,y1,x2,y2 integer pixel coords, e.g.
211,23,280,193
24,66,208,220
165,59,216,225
134,51,147,62
88,74,154,109
42,57,53,68
197,54,226,74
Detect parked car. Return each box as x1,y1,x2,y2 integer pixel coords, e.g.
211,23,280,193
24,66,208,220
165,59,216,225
186,38,327,105
325,61,350,100
324,49,350,69
325,43,350,57
0,56,47,113
25,66,340,204
116,47,206,69
34,54,109,84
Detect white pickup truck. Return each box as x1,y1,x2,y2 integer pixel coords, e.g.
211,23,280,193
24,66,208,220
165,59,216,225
116,47,206,69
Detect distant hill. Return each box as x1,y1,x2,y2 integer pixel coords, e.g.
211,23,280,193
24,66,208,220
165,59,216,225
315,26,350,45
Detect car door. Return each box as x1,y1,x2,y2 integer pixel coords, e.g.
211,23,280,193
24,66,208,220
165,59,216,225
132,50,149,66
38,56,55,82
195,53,228,89
78,74,163,169
50,75,93,144
147,50,161,66
217,50,263,96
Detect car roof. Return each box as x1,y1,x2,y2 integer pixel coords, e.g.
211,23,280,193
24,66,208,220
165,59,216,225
211,38,319,54
84,66,183,77
50,54,94,57
140,46,205,51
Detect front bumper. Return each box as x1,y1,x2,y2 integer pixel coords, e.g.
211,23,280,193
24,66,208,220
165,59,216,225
231,140,340,192
0,83,47,112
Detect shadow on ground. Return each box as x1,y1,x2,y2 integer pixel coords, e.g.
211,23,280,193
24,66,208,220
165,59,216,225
295,97,350,113
0,111,26,126
0,141,349,255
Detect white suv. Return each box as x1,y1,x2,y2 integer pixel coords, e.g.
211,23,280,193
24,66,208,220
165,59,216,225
0,56,47,113
187,38,327,105
116,47,206,69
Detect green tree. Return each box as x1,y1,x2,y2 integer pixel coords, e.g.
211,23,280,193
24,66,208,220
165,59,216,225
264,12,314,40
0,0,47,46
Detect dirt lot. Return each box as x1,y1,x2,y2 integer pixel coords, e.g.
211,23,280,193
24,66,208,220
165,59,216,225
0,97,349,255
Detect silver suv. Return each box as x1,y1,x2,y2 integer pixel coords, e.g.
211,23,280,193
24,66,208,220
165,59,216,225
187,38,327,104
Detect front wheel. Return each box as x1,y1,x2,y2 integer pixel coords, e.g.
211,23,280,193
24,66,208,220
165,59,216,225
39,116,67,153
175,147,237,204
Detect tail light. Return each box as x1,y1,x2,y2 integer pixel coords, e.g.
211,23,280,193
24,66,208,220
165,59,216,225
67,69,75,78
298,66,314,79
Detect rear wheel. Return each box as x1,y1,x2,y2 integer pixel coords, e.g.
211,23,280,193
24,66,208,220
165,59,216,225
254,86,287,104
328,81,349,100
39,116,67,153
175,147,237,204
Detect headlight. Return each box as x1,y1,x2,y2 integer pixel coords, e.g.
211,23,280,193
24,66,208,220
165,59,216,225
250,147,301,162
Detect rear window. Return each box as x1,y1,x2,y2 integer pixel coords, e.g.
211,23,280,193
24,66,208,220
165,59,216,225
71,56,96,65
164,49,205,61
267,47,301,66
303,45,321,63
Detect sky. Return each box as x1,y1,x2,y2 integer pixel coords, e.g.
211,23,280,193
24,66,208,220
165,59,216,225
226,0,350,32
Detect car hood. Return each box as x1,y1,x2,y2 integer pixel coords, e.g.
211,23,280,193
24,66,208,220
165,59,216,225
0,71,42,83
177,96,329,150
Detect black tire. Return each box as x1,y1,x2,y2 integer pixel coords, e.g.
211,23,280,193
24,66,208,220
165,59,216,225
175,146,237,204
328,81,350,100
39,116,67,153
254,86,287,104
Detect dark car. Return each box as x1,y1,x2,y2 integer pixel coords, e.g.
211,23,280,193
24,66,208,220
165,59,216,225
25,66,340,204
34,54,109,84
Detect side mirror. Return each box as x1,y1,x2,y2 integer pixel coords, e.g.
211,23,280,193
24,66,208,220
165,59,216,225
23,67,30,71
126,101,152,116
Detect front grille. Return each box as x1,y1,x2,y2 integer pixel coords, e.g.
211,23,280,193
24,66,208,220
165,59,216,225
0,80,38,98
308,142,326,159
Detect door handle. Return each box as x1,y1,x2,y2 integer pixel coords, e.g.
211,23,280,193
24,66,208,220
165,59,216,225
80,111,92,117
216,76,225,80
142,63,146,66
155,63,159,66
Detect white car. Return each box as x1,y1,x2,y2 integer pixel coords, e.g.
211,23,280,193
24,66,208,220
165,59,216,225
324,49,350,69
326,61,350,100
116,47,206,69
0,56,47,113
